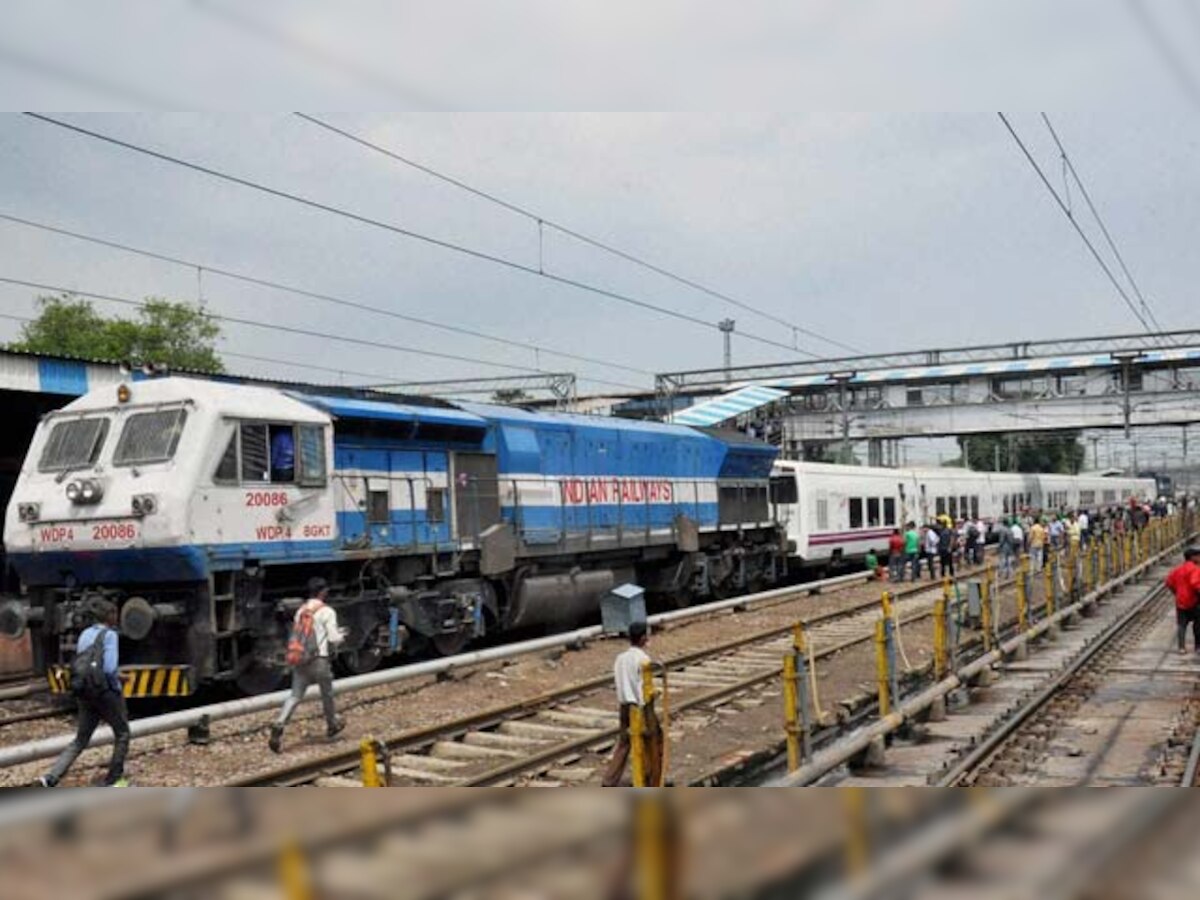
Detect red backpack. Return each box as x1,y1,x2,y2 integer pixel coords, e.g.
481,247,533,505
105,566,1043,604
285,604,321,667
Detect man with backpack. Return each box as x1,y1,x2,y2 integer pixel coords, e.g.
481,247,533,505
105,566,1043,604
37,600,130,787
269,578,346,753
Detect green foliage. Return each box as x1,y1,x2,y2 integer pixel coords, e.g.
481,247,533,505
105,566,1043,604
958,432,1086,474
10,294,224,373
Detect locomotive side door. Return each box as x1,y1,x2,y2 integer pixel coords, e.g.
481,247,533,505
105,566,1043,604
452,452,500,544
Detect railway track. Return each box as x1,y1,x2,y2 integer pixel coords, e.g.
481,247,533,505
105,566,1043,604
239,569,1013,787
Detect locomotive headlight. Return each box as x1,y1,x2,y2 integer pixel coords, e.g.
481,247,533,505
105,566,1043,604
17,503,40,523
67,479,104,505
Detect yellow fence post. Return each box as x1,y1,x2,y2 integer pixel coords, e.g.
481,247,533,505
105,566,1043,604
980,571,993,653
783,653,801,773
1016,554,1029,632
874,619,890,717
880,590,894,622
1044,554,1055,619
630,703,648,788
933,596,948,681
279,841,313,900
634,794,675,900
360,737,383,787
843,788,870,881
1065,547,1076,601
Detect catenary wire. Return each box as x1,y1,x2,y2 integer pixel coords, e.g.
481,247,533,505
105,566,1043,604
294,112,861,355
20,112,816,359
1126,0,1200,111
996,112,1155,334
0,211,652,378
189,0,447,110
0,275,646,391
1039,114,1167,334
0,307,626,394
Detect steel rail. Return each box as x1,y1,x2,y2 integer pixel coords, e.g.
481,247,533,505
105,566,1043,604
935,584,1169,787
1183,725,1200,788
776,537,1187,787
0,557,995,774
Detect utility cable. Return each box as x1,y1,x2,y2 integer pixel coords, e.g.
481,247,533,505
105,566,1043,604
0,211,651,378
0,274,646,391
295,112,861,355
22,113,814,359
1039,114,1167,334
997,113,1154,334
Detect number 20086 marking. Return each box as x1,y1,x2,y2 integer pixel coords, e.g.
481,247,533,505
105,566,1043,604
92,522,137,541
245,491,289,508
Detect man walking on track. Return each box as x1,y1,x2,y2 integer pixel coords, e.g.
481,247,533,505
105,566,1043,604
602,620,663,787
269,578,347,753
1166,549,1200,656
38,600,130,787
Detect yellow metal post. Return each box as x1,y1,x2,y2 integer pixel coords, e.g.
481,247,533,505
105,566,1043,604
980,571,993,653
874,619,890,717
933,596,948,680
843,788,870,881
360,737,383,787
279,842,313,900
1044,555,1055,619
634,794,674,900
880,590,894,621
1016,554,1029,632
783,653,801,773
1065,547,1076,600
630,703,647,788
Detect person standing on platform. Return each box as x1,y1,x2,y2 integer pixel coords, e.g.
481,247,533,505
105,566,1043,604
997,519,1015,579
903,523,921,582
1166,549,1200,655
924,524,940,581
888,529,906,583
602,621,663,787
938,523,956,579
1030,518,1047,572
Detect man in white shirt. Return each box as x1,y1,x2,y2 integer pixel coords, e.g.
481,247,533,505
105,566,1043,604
1078,510,1091,548
269,578,347,753
602,621,662,786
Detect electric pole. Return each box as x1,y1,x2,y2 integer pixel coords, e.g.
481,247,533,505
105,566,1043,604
719,319,735,383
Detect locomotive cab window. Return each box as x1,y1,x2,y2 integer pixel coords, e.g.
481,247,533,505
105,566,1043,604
770,475,798,505
114,408,188,467
214,422,326,486
39,417,111,472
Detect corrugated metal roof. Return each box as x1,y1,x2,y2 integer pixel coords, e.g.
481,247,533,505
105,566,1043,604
296,394,489,430
670,385,788,427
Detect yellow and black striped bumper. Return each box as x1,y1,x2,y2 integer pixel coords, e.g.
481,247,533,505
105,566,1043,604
47,665,194,698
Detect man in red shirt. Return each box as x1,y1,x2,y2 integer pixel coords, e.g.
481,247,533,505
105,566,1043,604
1165,549,1200,655
887,529,905,583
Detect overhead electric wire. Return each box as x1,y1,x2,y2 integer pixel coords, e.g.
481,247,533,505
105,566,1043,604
0,211,652,378
1039,114,1167,334
21,112,817,360
1126,0,1200,111
190,0,446,110
294,112,861,356
0,275,646,391
996,112,1155,334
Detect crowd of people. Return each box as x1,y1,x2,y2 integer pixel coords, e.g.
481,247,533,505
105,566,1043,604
878,497,1179,584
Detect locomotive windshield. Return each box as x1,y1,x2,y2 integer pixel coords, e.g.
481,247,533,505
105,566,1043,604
113,409,188,467
38,417,111,473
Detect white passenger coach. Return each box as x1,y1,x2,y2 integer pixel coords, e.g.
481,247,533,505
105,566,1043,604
771,460,1156,571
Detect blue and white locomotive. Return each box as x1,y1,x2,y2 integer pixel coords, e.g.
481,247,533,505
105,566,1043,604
2,377,783,695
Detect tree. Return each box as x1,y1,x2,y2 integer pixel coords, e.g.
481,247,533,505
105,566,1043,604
10,294,224,373
957,432,1086,474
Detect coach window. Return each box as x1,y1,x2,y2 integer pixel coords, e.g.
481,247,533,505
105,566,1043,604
970,497,980,520
884,498,897,526
867,498,881,528
949,497,959,519
849,498,864,530
936,497,946,517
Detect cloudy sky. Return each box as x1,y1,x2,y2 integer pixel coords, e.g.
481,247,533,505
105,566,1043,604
1,3,1199,403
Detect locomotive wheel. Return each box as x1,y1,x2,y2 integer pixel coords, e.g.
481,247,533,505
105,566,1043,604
236,660,287,695
337,643,383,676
431,630,472,657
